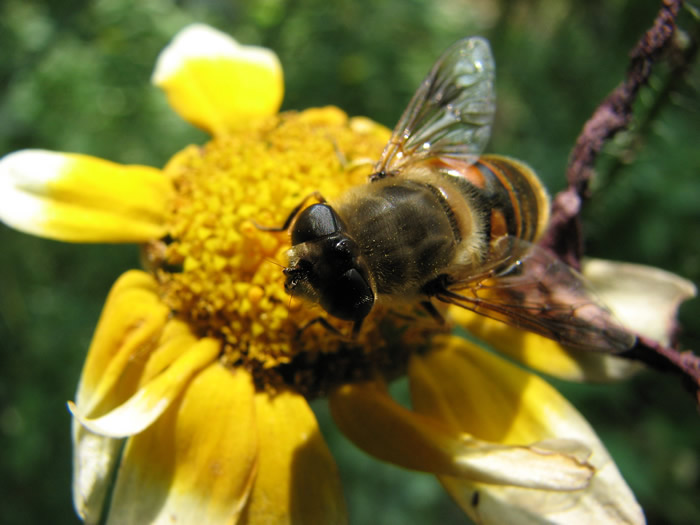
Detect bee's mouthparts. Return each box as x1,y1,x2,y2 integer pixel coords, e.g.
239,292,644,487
283,260,310,291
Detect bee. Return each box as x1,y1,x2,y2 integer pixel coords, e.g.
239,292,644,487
277,37,635,352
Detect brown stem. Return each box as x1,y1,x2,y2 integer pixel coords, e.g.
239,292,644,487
621,336,700,407
540,0,683,268
539,0,700,407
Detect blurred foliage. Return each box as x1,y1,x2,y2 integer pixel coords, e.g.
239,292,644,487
0,0,699,524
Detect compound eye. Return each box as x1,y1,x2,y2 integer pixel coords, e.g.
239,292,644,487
291,204,342,245
320,268,374,322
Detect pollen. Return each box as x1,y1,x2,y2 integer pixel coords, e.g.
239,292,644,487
145,107,437,394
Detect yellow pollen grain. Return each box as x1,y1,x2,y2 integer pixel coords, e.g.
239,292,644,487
151,107,392,368
248,286,264,304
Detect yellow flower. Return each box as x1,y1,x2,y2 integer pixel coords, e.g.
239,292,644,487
0,24,695,525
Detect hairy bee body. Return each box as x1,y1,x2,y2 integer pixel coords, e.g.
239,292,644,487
279,36,634,351
447,155,550,245
332,155,548,300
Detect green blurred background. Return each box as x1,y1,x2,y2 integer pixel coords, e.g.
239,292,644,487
1,0,698,523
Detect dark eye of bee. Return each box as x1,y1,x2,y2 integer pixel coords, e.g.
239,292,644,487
286,203,375,322
291,204,343,245
319,266,374,322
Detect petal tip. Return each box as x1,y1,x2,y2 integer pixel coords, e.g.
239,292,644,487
0,149,67,235
0,149,71,194
583,258,697,344
151,24,283,133
152,23,281,86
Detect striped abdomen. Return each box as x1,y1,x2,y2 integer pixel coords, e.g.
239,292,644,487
438,154,550,244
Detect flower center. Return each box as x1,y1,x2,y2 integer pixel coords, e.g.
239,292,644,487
145,108,443,397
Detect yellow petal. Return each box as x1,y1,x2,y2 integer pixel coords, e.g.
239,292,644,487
410,336,604,444
582,258,696,345
152,24,284,135
72,322,203,522
71,271,170,522
74,271,170,417
69,337,220,438
106,364,258,525
329,379,591,490
138,317,201,384
240,390,347,525
410,336,644,524
450,308,641,382
0,149,171,242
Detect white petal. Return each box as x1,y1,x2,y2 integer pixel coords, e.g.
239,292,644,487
583,258,696,345
151,24,279,86
72,418,123,524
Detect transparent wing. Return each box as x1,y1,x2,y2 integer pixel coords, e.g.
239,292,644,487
374,37,496,177
434,240,636,353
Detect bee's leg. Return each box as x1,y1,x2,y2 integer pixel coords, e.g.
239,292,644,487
254,191,327,232
369,168,402,182
369,170,387,182
296,316,343,338
386,310,416,321
351,318,364,338
420,275,454,323
420,300,445,325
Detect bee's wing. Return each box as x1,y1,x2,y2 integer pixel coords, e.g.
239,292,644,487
435,240,636,353
374,37,496,176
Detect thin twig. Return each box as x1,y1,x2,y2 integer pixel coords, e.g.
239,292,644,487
539,0,700,407
540,0,682,268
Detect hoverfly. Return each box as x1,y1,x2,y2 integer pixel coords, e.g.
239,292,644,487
280,37,635,353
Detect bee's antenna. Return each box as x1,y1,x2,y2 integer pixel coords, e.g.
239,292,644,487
263,257,285,269
328,135,348,168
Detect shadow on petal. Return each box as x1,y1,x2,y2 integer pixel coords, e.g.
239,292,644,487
238,390,347,525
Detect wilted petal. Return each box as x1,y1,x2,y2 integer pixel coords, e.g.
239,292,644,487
0,150,171,242
106,364,258,525
409,336,644,524
152,24,283,135
441,473,644,525
69,337,220,438
72,422,123,524
329,379,591,490
582,258,696,345
240,390,347,525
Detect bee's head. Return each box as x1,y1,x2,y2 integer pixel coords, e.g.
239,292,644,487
284,203,374,323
